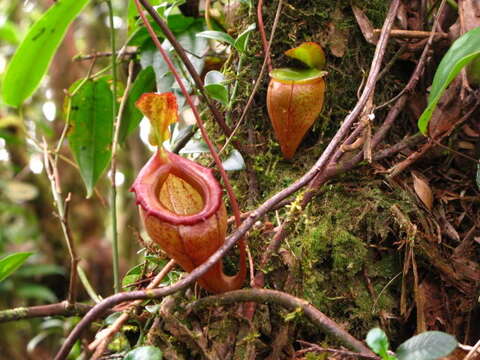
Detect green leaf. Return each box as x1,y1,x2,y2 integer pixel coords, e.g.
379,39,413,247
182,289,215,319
233,23,256,53
128,21,165,47
204,84,229,105
105,312,123,325
2,0,91,107
0,21,21,45
167,14,195,33
0,252,33,282
67,77,114,198
222,149,245,171
124,346,163,360
418,26,480,134
204,71,228,105
15,264,65,278
120,66,156,142
270,68,326,82
142,20,207,109
196,30,235,46
284,42,326,70
366,328,392,359
17,283,58,303
396,331,458,360
122,263,144,289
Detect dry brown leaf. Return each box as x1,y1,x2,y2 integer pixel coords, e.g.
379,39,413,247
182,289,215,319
352,6,377,45
460,0,480,32
412,171,433,210
396,2,408,29
462,124,480,137
457,141,475,150
327,8,348,57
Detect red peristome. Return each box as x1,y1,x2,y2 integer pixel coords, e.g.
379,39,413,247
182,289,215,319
131,151,222,226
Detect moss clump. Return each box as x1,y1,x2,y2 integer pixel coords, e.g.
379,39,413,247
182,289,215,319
284,181,403,339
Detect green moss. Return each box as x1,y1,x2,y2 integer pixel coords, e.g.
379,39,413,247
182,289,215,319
281,182,405,339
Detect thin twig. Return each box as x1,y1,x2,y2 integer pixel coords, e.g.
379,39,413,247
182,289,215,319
257,0,272,73
89,260,176,359
218,0,283,157
296,340,379,359
373,28,448,38
106,0,120,294
464,338,480,360
73,50,137,61
376,0,447,112
109,60,135,295
389,100,478,177
0,302,101,323
77,265,102,303
42,140,79,305
431,138,480,164
187,288,375,356
138,0,234,139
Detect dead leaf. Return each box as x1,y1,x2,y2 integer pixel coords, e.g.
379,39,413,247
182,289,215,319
460,0,480,33
457,141,475,150
412,171,433,210
462,124,480,137
352,6,377,45
396,2,408,29
5,181,38,202
327,8,348,57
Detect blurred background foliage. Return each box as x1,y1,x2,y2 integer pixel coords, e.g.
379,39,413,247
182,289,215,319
0,1,140,357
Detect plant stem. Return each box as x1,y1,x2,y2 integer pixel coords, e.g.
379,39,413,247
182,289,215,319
77,265,102,303
42,141,78,305
106,0,120,294
0,302,98,323
218,0,283,156
225,54,244,124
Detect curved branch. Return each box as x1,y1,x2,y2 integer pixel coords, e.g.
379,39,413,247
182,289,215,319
187,288,375,356
0,302,100,323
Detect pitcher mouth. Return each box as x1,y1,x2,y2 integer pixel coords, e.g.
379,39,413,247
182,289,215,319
131,151,223,226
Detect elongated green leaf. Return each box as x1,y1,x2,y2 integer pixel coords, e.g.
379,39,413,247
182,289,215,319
396,331,457,360
0,21,20,45
120,66,156,141
418,26,480,134
0,252,33,282
2,0,90,107
124,346,163,360
17,283,58,303
233,23,256,54
15,264,65,277
67,78,114,197
196,30,235,46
